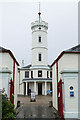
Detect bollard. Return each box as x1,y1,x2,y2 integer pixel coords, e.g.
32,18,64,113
17,101,20,107
49,101,52,107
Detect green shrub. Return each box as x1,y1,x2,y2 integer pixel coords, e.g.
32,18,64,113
2,94,16,119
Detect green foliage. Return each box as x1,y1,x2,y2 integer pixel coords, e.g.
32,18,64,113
0,93,2,119
2,94,16,120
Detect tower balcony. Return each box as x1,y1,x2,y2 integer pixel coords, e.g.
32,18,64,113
31,20,48,30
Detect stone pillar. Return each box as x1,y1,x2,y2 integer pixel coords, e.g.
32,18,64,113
45,82,47,95
26,82,27,95
20,82,25,95
34,81,36,94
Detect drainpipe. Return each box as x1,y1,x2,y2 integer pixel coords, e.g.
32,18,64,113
13,60,15,104
56,61,58,98
13,61,15,83
19,71,20,93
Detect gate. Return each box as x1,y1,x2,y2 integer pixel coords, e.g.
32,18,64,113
10,78,14,104
57,79,63,118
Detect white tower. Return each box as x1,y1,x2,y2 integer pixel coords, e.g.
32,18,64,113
19,4,52,96
31,9,48,67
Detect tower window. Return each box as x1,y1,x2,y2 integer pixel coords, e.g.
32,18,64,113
39,27,41,30
25,71,29,78
39,53,41,61
38,71,42,77
47,71,49,78
31,71,33,78
39,36,41,42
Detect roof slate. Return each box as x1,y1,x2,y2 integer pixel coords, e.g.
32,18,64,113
0,46,8,51
21,64,31,69
51,44,80,67
20,64,52,70
65,44,80,52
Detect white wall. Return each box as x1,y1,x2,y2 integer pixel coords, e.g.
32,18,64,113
78,3,80,117
0,72,11,97
19,70,25,95
78,53,80,118
62,73,78,118
32,31,47,49
14,62,19,108
31,21,48,66
52,53,79,117
58,53,78,83
32,48,48,66
52,63,58,110
0,52,19,108
0,53,13,72
0,53,13,96
19,69,52,79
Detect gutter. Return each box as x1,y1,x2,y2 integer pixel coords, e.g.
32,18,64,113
0,50,19,66
51,51,80,67
56,61,58,98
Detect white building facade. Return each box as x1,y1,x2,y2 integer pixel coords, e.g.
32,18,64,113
0,47,19,108
51,44,80,118
19,15,52,96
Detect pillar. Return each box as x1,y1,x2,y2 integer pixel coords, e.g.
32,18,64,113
34,81,36,94
26,82,27,95
45,82,47,95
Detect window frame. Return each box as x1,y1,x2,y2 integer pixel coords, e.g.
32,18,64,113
38,53,41,61
38,36,41,43
38,70,42,77
31,71,33,78
25,71,29,78
50,71,52,78
47,71,49,78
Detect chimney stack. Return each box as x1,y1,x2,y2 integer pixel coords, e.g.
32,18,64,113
22,60,24,67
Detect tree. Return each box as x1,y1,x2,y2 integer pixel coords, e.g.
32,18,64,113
2,93,16,119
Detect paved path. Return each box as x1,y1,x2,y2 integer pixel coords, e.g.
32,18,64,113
16,95,61,119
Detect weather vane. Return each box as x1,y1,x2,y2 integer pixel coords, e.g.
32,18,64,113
38,2,41,23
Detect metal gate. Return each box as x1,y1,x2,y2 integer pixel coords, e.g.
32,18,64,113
10,78,14,104
57,79,63,118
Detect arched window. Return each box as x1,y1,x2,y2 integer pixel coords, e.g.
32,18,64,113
39,53,41,61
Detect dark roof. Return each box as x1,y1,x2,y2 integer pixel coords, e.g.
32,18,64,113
23,78,52,81
48,65,52,69
0,46,19,66
0,46,8,51
20,64,51,70
21,64,31,69
51,44,80,67
65,44,80,52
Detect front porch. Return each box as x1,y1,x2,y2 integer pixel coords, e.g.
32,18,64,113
23,79,52,96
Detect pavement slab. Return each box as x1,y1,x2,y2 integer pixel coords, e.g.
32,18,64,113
15,95,62,119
